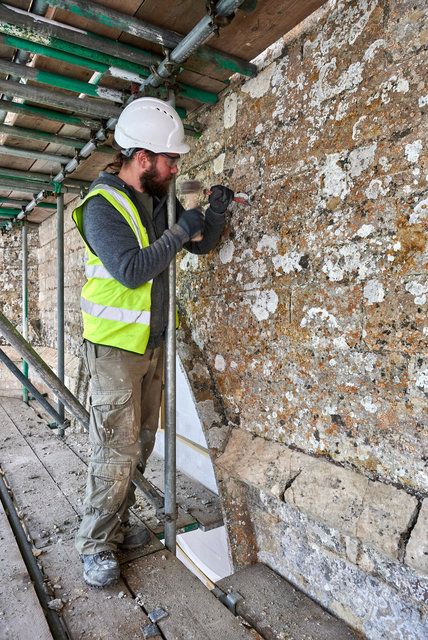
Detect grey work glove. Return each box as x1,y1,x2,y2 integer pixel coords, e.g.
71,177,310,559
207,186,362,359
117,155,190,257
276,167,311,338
208,185,234,214
177,207,205,239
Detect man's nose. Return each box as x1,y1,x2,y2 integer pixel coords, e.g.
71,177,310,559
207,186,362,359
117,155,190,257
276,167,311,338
170,164,179,175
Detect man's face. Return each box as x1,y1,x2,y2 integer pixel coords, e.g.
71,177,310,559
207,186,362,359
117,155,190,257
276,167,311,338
139,153,179,197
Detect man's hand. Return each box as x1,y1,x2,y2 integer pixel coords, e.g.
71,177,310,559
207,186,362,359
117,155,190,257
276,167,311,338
177,207,204,241
208,185,235,213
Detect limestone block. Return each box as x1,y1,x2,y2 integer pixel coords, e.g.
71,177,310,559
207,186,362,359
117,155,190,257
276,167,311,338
255,503,428,640
285,459,418,559
405,500,428,575
257,486,428,606
363,275,427,355
217,430,421,563
216,427,307,497
356,481,419,559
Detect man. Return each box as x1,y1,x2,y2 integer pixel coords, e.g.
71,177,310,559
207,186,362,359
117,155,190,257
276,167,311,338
73,97,233,587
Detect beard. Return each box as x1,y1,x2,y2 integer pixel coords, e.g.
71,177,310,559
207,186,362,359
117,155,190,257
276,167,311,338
139,159,171,197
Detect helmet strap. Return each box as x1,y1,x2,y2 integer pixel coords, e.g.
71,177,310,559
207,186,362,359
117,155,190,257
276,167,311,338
120,148,140,158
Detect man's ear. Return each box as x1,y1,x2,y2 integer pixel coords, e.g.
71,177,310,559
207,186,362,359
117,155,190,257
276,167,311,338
135,150,151,169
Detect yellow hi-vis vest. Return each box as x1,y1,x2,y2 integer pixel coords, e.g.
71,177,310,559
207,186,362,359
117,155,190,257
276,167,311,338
72,184,152,355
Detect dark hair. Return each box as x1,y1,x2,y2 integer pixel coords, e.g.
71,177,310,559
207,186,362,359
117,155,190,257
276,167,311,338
104,151,127,173
104,149,157,173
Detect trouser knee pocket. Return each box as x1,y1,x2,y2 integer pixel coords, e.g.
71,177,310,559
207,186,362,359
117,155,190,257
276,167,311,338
85,460,132,514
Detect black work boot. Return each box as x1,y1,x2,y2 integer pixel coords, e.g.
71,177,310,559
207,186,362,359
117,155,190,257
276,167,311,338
118,520,151,550
81,550,120,587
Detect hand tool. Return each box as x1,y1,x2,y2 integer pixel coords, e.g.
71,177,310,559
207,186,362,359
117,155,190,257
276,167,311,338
178,180,250,205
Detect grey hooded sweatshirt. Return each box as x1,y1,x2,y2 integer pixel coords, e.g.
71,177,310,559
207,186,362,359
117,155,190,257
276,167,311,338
80,171,226,351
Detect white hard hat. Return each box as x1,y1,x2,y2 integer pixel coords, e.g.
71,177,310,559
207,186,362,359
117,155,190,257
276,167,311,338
114,97,190,155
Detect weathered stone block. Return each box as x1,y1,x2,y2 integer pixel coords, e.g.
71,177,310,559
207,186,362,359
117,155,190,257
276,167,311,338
216,427,306,496
254,498,427,640
405,499,428,575
287,458,418,559
218,429,420,562
363,274,427,354
212,344,426,490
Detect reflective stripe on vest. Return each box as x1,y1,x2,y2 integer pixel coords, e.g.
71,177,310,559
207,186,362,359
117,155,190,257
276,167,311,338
85,262,153,284
80,297,151,325
85,263,114,280
72,184,152,354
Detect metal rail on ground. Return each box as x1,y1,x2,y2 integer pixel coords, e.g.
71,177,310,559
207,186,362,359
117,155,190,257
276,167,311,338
0,469,71,640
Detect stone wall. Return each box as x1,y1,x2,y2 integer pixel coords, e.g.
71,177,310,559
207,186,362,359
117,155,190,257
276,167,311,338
0,223,40,342
38,203,85,356
175,1,427,638
0,214,83,401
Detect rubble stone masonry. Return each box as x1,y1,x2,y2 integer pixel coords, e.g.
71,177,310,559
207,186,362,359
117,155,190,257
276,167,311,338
0,223,39,395
0,223,39,341
37,199,85,355
175,1,427,638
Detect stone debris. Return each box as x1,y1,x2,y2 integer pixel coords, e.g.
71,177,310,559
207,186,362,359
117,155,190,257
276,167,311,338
135,593,145,608
47,598,64,612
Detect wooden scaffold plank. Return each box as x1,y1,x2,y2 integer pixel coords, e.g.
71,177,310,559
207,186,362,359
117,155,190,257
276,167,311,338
217,563,361,640
0,398,163,639
0,500,53,640
145,453,224,532
124,549,255,640
40,538,162,640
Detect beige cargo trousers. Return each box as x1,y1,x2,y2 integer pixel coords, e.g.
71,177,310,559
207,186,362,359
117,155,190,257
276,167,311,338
75,340,163,555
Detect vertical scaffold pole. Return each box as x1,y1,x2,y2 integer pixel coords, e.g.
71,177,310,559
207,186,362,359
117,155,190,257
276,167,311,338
57,191,65,433
22,219,29,403
164,91,177,553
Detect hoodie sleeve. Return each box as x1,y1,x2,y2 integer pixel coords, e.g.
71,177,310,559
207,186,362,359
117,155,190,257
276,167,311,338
176,198,226,255
82,194,189,289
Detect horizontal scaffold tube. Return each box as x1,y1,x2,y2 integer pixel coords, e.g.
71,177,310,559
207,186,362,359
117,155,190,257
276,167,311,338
0,177,85,194
0,78,123,119
1,100,104,129
0,32,217,105
0,144,72,165
0,2,160,70
0,197,56,208
0,122,89,149
0,167,91,188
43,0,256,76
0,58,123,103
